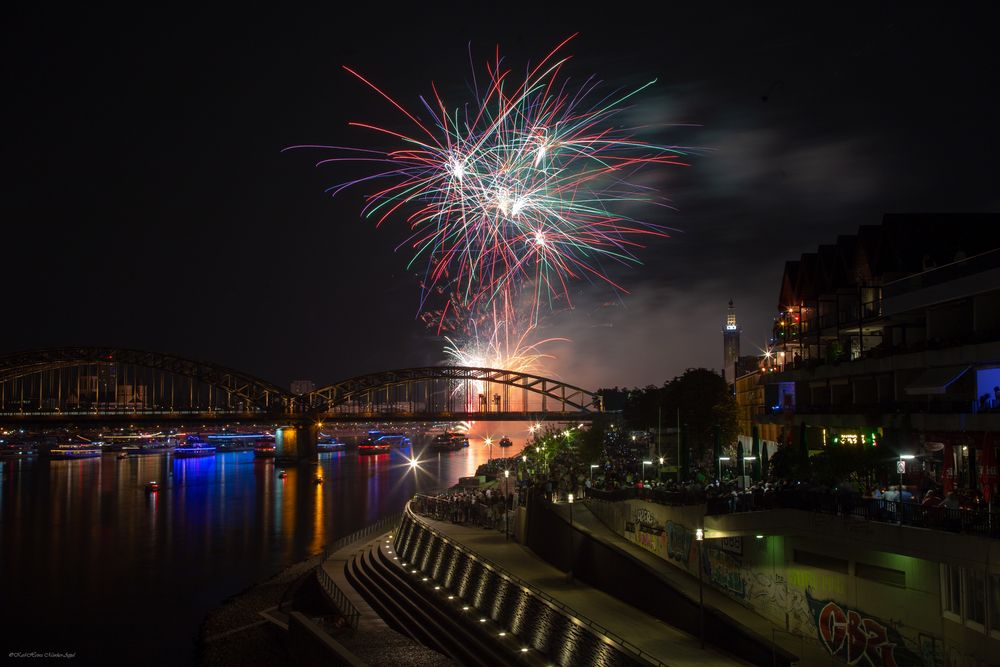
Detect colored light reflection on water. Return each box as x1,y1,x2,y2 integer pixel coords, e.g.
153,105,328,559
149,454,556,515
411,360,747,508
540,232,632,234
0,439,509,665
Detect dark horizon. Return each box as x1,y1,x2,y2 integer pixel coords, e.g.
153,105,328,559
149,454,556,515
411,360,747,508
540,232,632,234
3,5,998,389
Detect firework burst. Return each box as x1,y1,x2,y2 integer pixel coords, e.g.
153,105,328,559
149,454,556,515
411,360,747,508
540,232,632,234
291,34,689,329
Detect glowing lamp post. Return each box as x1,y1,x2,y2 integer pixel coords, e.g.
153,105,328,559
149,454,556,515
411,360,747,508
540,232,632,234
567,493,575,580
718,456,731,482
504,469,511,541
898,454,915,524
484,436,493,461
695,528,705,649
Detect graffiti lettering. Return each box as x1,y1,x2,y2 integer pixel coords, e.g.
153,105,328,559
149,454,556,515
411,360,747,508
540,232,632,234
666,521,692,564
634,508,658,527
701,547,746,597
808,593,921,667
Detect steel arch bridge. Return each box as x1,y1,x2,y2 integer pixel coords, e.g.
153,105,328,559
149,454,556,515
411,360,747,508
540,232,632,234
0,348,603,424
305,366,603,421
0,346,292,420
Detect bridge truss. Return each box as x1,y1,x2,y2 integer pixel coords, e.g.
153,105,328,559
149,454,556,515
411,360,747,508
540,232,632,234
0,349,603,423
305,367,602,419
0,347,291,419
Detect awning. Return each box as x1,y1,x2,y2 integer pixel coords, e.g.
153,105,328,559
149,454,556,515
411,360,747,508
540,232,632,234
904,365,971,396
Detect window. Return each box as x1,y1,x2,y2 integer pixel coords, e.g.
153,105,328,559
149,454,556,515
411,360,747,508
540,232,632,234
964,568,986,629
990,573,1000,638
856,562,905,588
794,550,848,574
941,564,961,620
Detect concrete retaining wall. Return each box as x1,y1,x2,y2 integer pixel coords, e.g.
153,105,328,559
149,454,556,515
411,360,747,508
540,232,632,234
393,512,641,667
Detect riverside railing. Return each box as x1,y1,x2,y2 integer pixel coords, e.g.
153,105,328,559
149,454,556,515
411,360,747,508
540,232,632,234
599,482,1000,539
313,511,404,633
406,496,669,667
315,566,360,632
752,490,1000,538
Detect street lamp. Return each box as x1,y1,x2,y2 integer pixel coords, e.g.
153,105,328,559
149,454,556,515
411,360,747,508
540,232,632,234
718,456,731,482
695,528,705,649
504,469,511,540
484,436,493,461
567,493,575,580
898,454,915,524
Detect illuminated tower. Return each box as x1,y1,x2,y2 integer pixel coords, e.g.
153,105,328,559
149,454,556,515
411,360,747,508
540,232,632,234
723,299,741,383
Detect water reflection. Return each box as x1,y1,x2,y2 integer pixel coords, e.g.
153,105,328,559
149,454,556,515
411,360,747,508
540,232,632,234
1,437,510,665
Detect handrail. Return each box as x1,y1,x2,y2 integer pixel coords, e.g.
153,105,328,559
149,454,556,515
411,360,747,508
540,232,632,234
407,495,668,667
323,512,404,558
314,511,404,633
316,566,361,632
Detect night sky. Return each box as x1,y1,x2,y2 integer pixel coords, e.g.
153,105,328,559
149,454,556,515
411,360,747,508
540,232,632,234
3,5,998,390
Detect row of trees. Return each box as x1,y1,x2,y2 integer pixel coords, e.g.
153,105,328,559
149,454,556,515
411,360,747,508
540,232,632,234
599,368,739,466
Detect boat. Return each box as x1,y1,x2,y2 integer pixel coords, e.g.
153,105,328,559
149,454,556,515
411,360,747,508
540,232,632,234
48,444,102,460
173,442,217,458
206,433,267,452
317,435,346,452
145,481,159,493
277,470,287,479
254,444,276,458
117,453,129,460
499,437,512,448
357,437,390,455
0,445,36,459
314,476,323,484
121,444,166,457
430,433,469,452
368,431,411,449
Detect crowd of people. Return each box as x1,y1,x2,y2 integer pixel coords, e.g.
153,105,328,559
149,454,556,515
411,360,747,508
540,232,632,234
410,425,996,538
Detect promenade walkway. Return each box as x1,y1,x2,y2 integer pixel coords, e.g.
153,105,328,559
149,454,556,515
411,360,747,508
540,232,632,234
559,501,844,667
414,510,749,667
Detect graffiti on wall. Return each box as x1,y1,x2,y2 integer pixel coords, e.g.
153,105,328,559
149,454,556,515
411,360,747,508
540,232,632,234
742,570,813,634
807,592,922,667
701,546,746,598
666,521,692,565
719,535,742,555
628,508,666,558
634,508,657,527
632,526,666,557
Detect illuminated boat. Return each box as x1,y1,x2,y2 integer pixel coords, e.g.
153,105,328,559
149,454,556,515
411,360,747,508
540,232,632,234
499,437,512,448
145,481,159,493
254,443,276,458
357,437,390,455
173,443,216,458
317,435,346,452
48,444,102,460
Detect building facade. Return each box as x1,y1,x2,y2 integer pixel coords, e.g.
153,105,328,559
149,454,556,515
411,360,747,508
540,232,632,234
758,214,1000,498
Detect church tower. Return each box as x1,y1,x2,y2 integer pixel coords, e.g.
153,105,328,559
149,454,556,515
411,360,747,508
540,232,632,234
723,298,741,383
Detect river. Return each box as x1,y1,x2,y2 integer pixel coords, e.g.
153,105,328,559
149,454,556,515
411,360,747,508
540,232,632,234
0,426,526,665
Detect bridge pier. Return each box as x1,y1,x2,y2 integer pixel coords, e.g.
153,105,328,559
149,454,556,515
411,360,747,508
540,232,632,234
275,423,317,463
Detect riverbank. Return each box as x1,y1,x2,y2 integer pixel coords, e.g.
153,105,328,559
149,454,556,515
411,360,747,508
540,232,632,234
197,553,323,665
